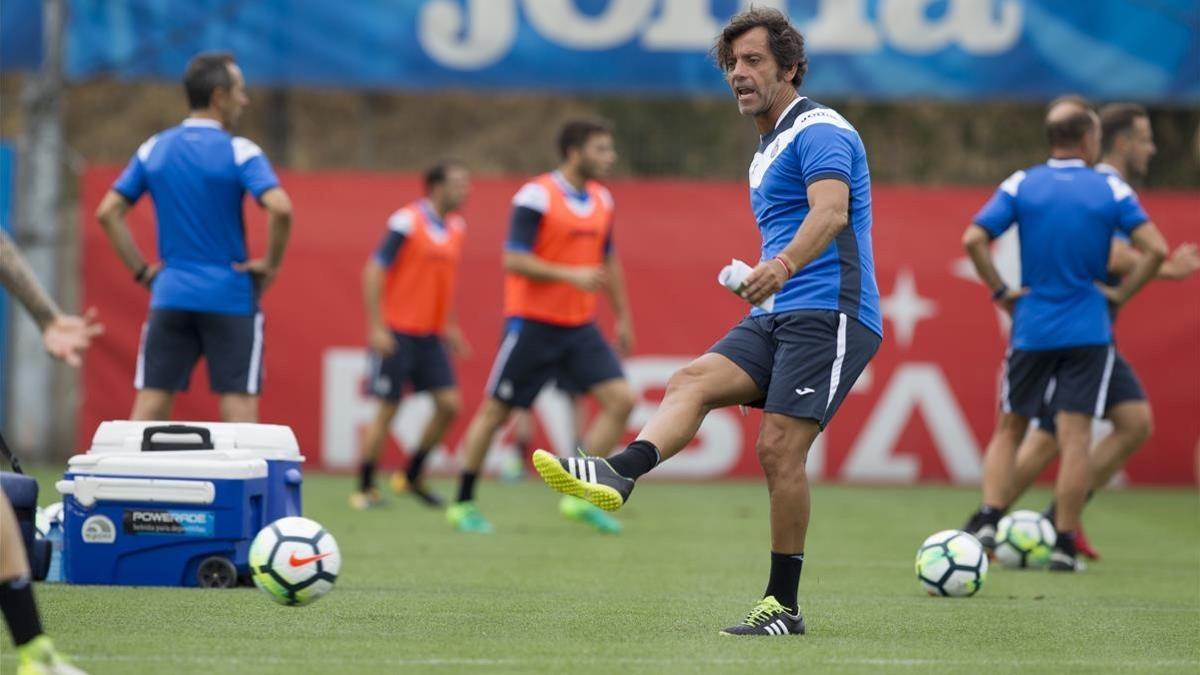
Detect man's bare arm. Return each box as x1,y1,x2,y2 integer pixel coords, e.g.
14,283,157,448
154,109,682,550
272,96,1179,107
96,190,156,284
0,230,61,329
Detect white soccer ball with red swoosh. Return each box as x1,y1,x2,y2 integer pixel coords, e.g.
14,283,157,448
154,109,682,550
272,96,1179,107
249,517,340,606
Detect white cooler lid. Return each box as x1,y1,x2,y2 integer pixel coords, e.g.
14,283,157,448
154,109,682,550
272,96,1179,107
67,450,268,479
89,421,303,462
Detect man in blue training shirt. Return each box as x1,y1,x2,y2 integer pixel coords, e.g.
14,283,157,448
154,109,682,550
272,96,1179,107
96,52,293,423
529,8,881,636
1006,103,1199,561
961,97,1167,571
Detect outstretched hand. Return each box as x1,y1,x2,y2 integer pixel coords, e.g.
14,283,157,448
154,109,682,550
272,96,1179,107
42,307,104,367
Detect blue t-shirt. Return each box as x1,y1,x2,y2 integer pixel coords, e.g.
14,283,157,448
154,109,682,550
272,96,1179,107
748,97,882,337
973,159,1149,350
112,118,280,315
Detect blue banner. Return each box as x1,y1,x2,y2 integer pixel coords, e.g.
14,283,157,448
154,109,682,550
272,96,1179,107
59,0,1200,101
0,0,42,72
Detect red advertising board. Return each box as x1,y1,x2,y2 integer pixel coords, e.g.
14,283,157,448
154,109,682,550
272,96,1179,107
79,168,1200,484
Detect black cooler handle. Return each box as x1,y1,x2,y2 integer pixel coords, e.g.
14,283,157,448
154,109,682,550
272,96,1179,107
141,425,215,452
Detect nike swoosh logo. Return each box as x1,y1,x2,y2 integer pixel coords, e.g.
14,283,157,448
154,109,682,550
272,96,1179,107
795,388,815,396
288,552,333,567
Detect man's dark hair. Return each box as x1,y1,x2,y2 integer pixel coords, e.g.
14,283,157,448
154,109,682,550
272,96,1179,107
1045,95,1096,148
424,161,466,193
183,52,236,109
557,119,612,160
1099,103,1149,153
713,7,808,88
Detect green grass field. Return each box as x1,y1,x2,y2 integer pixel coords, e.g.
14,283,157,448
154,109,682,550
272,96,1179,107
4,469,1198,674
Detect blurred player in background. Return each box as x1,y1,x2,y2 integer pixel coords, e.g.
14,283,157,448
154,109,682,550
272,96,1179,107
447,119,636,535
95,52,292,423
0,231,98,674
961,97,1167,571
351,162,471,510
1005,103,1199,559
532,8,882,636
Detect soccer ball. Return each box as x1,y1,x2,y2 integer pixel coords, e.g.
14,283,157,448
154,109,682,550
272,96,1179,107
915,529,988,597
995,510,1056,569
249,517,341,606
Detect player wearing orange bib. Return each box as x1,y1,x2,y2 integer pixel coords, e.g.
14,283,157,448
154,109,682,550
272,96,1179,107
447,120,636,534
352,163,471,510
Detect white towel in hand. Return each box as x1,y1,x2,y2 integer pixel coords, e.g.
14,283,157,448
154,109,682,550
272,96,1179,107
718,258,775,312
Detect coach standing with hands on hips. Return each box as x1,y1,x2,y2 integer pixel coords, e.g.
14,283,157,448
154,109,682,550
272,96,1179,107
96,52,293,423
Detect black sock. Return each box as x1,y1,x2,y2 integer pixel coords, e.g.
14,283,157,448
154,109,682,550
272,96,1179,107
764,552,804,614
359,461,376,492
1056,530,1077,555
516,441,531,461
606,440,660,480
1086,489,1095,502
979,504,1003,527
0,576,43,647
406,447,433,482
457,472,478,503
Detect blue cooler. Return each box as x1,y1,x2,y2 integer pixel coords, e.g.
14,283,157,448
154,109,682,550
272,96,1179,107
56,449,268,587
86,422,303,523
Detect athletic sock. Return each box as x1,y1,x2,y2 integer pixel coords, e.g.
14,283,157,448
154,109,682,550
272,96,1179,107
1056,530,1077,556
406,446,433,483
979,504,1003,527
359,461,376,492
764,552,804,615
605,440,660,480
0,576,43,647
457,472,478,503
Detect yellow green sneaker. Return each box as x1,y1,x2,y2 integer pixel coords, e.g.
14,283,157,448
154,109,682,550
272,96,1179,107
532,449,633,512
559,495,622,534
446,502,494,534
719,596,805,637
17,635,87,675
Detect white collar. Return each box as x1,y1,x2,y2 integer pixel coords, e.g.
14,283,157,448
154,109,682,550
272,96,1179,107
1046,158,1087,168
182,118,223,129
1095,162,1123,178
772,96,806,131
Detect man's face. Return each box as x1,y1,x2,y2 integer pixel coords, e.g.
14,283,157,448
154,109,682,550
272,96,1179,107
1116,116,1157,178
439,167,471,211
215,63,249,128
725,27,793,117
576,133,617,181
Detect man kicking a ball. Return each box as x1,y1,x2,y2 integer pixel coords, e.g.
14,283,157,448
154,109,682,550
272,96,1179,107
532,7,882,636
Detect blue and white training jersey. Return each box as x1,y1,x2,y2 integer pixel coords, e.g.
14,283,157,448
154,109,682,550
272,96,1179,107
973,158,1149,351
749,97,882,337
113,118,280,315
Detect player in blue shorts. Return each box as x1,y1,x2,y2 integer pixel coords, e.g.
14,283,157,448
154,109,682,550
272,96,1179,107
530,8,881,635
96,52,293,423
1004,103,1199,559
960,97,1168,571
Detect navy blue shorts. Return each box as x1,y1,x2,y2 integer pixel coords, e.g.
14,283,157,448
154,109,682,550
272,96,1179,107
1035,350,1145,433
365,332,456,402
1003,345,1116,421
136,309,265,394
486,319,623,409
709,310,881,430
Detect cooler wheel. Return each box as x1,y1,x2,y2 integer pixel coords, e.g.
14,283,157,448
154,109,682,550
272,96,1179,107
197,556,237,589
